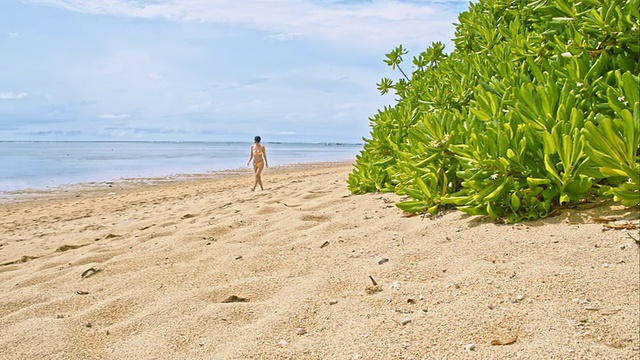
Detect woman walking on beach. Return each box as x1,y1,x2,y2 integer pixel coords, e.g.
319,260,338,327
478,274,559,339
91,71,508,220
247,136,268,191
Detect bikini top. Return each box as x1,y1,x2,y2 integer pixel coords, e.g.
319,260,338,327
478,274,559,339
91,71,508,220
253,146,263,156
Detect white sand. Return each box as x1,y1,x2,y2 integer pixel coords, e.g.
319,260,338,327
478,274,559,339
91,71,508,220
1,162,638,359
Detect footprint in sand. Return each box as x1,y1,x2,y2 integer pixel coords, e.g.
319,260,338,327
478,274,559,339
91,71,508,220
55,244,89,252
300,214,330,222
301,189,331,200
257,206,279,215
1,255,39,266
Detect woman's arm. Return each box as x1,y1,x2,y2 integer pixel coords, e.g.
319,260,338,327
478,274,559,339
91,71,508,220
247,146,254,166
263,146,268,167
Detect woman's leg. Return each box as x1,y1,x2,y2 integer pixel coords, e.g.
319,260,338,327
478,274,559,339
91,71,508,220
255,163,265,190
252,165,258,191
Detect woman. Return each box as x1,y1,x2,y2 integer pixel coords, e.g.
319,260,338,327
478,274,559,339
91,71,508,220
247,135,268,191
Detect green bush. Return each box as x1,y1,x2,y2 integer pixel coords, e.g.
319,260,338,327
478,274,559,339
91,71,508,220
348,0,639,222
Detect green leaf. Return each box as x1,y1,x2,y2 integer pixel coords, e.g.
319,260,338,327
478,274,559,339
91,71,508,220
395,201,428,213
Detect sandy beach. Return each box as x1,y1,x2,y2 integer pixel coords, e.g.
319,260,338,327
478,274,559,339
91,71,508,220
1,162,638,359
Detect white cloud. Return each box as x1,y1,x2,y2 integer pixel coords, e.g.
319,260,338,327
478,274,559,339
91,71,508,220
267,32,305,41
0,92,28,99
47,109,62,117
99,113,130,119
27,0,460,48
235,99,264,110
274,131,298,136
7,32,20,39
187,99,212,112
7,0,463,142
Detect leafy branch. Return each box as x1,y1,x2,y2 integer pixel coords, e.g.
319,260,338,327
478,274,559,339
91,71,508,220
350,0,640,223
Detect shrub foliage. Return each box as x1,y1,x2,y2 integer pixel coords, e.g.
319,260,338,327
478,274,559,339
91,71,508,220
348,0,640,222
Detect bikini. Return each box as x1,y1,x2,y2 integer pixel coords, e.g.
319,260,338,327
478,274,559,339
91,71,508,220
252,147,264,166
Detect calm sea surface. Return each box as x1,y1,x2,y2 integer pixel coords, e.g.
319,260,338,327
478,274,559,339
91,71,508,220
0,141,362,195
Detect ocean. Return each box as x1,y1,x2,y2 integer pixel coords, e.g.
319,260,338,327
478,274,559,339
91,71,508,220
0,141,362,196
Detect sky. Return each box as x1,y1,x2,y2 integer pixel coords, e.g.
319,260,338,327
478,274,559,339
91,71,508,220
1,0,468,143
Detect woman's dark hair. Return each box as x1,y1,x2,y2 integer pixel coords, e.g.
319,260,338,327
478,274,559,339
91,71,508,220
254,136,261,142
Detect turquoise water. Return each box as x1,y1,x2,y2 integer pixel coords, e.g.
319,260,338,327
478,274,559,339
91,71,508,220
0,141,362,194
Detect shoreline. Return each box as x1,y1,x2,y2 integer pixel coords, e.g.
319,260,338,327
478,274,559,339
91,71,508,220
0,141,363,198
0,160,355,204
1,161,638,359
